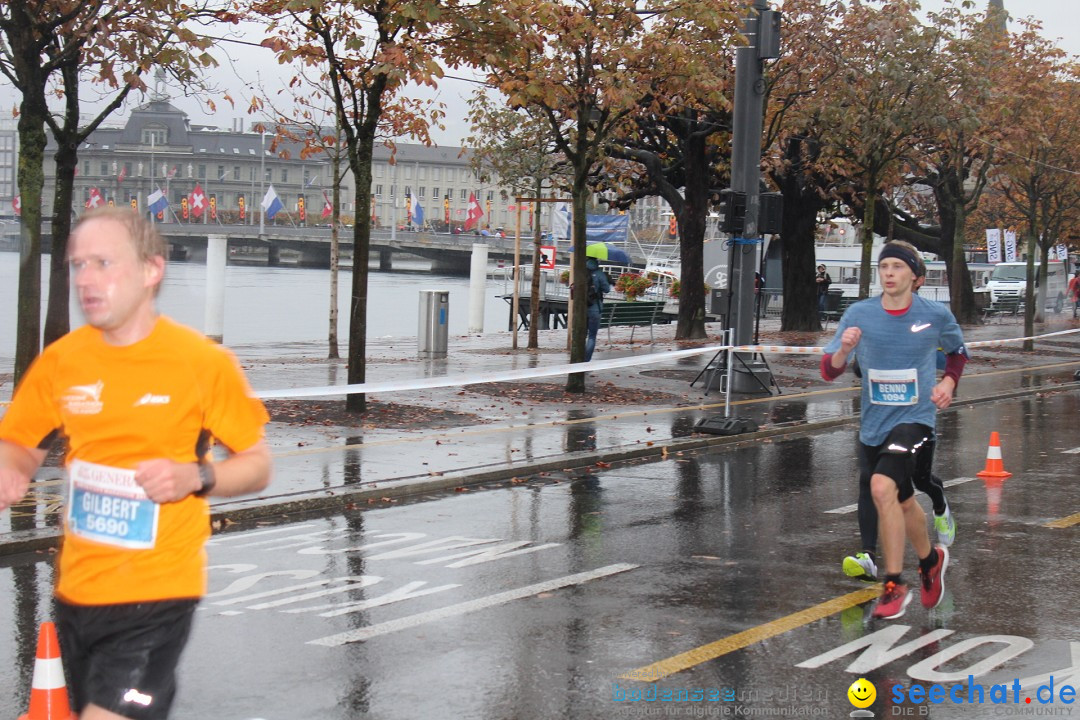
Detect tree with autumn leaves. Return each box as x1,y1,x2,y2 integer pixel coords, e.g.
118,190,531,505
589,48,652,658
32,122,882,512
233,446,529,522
987,18,1080,338
465,94,563,350
598,2,743,341
481,0,650,392
482,0,744,389
0,0,223,382
253,0,490,411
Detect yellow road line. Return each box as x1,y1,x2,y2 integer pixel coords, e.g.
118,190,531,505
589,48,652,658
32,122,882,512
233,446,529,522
1044,512,1080,529
618,587,880,682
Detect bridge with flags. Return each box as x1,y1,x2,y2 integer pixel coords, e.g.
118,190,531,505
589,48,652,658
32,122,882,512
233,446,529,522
0,222,562,274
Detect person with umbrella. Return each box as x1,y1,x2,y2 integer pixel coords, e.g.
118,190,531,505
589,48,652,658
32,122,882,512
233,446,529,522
584,256,613,361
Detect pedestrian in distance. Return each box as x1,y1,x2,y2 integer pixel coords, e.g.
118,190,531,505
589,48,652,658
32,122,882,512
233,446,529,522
0,207,272,719
816,264,832,312
821,240,968,620
841,269,957,584
1068,269,1080,319
583,257,612,362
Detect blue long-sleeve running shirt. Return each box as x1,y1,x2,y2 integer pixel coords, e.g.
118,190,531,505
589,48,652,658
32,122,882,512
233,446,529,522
823,294,966,446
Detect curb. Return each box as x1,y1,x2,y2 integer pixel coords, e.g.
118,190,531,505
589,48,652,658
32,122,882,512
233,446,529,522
2,380,1078,558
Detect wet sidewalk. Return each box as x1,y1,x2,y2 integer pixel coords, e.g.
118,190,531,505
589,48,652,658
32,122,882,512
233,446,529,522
2,315,1079,552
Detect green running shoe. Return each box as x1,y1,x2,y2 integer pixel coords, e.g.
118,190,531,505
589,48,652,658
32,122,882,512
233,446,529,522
842,552,877,582
934,504,956,547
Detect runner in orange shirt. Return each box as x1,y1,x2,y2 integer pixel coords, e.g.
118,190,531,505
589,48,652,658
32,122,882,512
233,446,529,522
0,207,271,720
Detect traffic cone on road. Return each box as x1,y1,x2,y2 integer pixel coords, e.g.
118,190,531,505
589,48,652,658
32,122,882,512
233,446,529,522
19,622,77,720
976,431,1012,479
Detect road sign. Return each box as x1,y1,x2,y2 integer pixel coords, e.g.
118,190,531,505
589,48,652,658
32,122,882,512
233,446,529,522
539,245,556,270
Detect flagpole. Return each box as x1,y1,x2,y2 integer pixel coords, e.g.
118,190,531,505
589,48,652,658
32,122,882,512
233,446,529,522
390,162,397,243
150,135,156,224
259,131,266,237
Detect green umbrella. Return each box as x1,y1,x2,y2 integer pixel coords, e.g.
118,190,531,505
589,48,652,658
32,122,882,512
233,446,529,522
582,242,631,264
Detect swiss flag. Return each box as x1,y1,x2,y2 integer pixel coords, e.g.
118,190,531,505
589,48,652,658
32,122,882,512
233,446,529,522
321,192,332,219
12,195,20,216
464,192,484,230
86,187,104,209
190,184,206,218
117,166,127,184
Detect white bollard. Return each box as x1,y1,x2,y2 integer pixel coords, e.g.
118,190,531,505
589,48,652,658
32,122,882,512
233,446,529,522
204,235,227,343
468,243,488,334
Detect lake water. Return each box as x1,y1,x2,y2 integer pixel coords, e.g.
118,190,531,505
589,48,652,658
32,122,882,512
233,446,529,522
0,251,519,361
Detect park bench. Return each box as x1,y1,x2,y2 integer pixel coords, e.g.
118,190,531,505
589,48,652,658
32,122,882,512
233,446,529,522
599,299,670,344
982,296,1023,322
820,293,856,328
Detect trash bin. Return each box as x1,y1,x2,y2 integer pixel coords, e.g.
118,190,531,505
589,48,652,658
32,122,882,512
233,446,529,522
418,289,450,357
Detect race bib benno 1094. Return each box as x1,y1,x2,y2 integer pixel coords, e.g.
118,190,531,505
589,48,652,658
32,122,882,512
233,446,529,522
67,459,160,549
867,367,918,406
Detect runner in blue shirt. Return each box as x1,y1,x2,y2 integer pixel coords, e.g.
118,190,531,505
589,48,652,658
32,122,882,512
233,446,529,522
821,241,968,620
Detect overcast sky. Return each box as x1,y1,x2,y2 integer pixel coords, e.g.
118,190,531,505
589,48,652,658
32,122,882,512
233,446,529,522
0,0,1076,148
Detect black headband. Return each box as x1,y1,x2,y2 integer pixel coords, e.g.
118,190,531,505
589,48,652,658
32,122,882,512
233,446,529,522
878,244,923,277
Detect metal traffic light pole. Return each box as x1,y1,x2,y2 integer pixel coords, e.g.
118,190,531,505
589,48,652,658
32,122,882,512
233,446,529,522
727,0,780,394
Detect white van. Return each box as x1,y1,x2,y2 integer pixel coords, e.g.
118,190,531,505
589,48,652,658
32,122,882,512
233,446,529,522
984,261,1069,312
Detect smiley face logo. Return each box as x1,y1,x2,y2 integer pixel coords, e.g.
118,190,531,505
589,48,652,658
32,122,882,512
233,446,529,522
848,678,876,708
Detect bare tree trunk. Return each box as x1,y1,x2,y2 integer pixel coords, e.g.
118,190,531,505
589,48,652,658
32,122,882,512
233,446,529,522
675,132,708,340
1022,227,1036,350
859,185,877,300
14,104,48,382
566,169,589,393
328,128,341,360
779,191,824,331
45,137,77,347
345,122,378,412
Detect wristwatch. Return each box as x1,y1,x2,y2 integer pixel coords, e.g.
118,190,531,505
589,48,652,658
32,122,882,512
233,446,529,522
194,462,217,497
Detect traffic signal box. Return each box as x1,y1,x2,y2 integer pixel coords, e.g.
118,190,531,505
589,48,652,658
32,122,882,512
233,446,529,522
719,190,783,235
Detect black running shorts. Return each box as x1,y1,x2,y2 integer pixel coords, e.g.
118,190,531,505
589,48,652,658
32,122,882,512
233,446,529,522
859,423,935,503
54,597,198,720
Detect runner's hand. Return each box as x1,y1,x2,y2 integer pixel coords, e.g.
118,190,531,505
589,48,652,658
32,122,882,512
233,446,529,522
134,460,200,503
0,468,31,511
931,377,956,410
840,327,861,353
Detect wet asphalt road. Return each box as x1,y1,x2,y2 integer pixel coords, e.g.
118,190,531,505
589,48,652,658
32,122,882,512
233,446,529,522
1,391,1077,720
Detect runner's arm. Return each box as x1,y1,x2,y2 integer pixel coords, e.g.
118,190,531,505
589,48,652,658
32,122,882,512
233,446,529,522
203,440,272,498
135,440,272,503
0,440,47,510
821,326,861,380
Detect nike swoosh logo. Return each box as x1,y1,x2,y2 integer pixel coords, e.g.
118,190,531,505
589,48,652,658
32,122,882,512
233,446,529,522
911,323,932,332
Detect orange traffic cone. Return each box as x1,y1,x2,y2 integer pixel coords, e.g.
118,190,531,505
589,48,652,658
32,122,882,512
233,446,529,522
19,622,77,720
976,431,1012,479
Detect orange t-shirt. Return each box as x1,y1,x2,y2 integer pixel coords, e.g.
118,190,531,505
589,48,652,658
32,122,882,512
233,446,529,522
0,317,269,605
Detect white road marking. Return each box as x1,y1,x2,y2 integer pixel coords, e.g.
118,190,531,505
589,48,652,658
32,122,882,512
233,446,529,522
824,477,977,515
206,524,319,545
307,563,639,646
1063,447,1080,455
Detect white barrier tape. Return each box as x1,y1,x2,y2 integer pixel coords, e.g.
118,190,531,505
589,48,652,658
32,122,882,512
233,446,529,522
4,328,1057,405
730,344,824,354
256,344,736,399
966,327,1080,348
